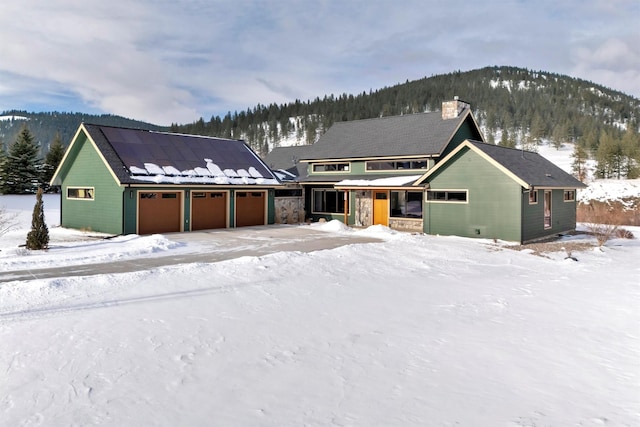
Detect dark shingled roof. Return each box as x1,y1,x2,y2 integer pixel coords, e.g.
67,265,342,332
468,141,587,188
300,109,474,160
82,124,277,184
262,145,312,180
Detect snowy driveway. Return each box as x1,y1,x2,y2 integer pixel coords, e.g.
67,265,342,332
0,225,381,283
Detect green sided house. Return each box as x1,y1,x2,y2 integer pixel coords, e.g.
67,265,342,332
50,123,281,235
265,98,484,228
414,140,587,243
264,98,586,243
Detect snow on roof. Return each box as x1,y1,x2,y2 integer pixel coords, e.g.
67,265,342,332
130,160,279,185
274,169,298,181
335,175,422,187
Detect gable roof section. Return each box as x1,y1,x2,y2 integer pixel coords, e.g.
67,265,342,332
300,109,478,161
415,140,587,189
50,124,125,186
53,124,279,186
263,145,313,181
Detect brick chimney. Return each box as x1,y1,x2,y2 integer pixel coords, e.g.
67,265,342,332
441,96,470,120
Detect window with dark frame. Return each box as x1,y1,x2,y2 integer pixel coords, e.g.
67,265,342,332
563,190,575,202
67,187,94,200
366,159,428,171
529,190,538,204
426,190,467,202
275,189,302,197
312,189,348,214
312,163,350,172
390,191,423,218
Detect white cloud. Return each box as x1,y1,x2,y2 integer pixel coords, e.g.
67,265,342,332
0,0,638,125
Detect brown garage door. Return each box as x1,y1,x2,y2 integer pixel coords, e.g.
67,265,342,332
191,192,227,230
235,191,265,227
138,192,182,234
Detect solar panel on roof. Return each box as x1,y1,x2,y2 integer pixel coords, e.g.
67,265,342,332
97,126,276,182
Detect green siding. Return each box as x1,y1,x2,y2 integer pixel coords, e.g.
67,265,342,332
59,132,124,234
521,189,577,242
123,189,138,234
267,189,276,224
229,190,235,227
424,147,522,242
308,159,433,177
439,117,483,159
350,162,366,175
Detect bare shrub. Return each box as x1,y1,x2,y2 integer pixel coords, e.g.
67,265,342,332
615,228,634,239
578,198,640,226
0,205,19,239
580,202,621,246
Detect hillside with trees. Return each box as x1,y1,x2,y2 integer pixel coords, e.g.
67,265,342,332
1,66,639,195
172,66,640,180
0,112,163,160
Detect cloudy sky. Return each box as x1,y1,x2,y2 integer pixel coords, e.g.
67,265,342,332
1,0,638,126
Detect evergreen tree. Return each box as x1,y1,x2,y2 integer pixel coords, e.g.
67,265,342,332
595,130,624,179
0,124,41,194
621,126,640,179
499,129,516,148
551,122,568,150
571,141,589,182
26,187,49,250
529,113,546,145
41,132,66,192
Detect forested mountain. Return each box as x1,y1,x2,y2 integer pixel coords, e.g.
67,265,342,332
170,66,637,172
0,111,163,157
2,66,639,179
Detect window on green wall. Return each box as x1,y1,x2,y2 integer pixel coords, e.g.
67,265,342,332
529,190,538,204
563,190,575,202
390,191,423,218
426,190,468,203
366,159,429,171
312,163,350,173
67,187,94,200
312,189,348,214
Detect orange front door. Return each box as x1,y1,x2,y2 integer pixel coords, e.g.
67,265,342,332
373,191,389,226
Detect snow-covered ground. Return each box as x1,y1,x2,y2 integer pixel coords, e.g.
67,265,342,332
1,192,639,426
538,143,639,205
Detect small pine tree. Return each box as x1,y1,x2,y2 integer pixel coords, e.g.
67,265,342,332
26,187,49,250
571,141,589,183
0,124,41,194
41,132,66,192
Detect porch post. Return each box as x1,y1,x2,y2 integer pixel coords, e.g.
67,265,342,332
344,190,348,225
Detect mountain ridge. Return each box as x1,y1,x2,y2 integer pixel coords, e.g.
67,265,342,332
2,66,639,160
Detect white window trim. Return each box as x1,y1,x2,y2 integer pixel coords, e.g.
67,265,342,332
528,190,538,205
426,189,469,204
563,190,576,202
365,158,430,173
66,186,95,201
311,162,351,174
544,190,552,230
